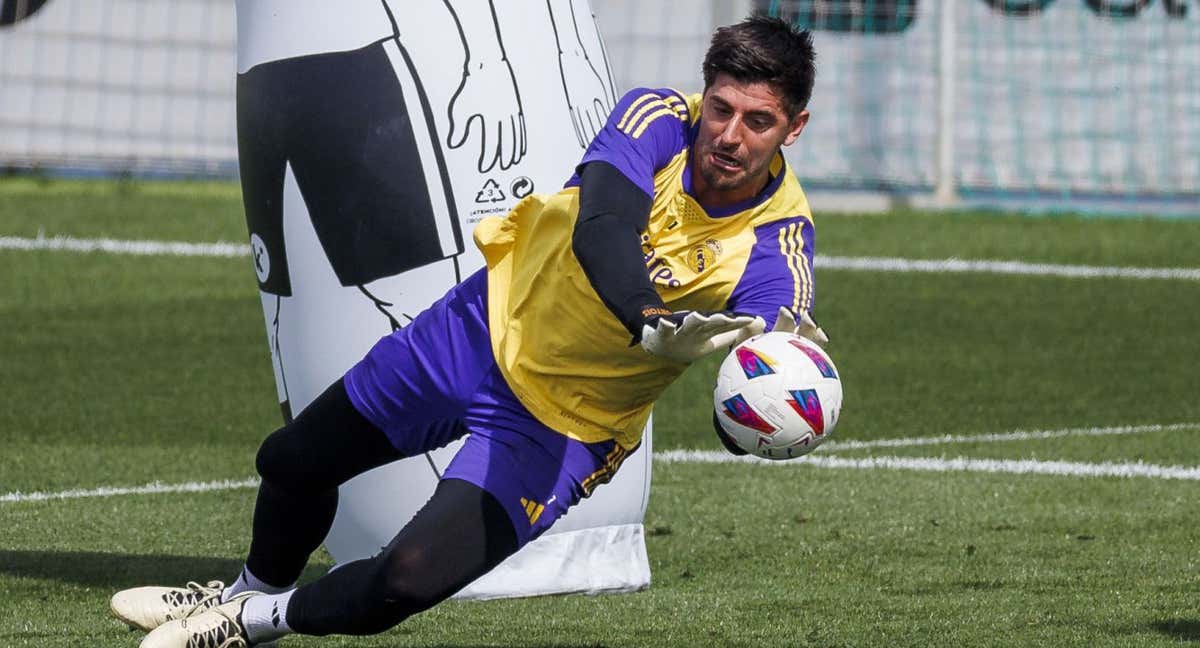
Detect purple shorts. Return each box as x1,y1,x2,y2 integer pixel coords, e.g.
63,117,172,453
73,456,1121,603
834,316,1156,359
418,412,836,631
344,269,629,547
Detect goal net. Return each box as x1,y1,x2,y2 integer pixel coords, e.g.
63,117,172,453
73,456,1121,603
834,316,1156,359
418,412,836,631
2,0,1196,209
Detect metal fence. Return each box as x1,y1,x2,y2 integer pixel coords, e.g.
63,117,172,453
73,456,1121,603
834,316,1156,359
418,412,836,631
2,0,1196,213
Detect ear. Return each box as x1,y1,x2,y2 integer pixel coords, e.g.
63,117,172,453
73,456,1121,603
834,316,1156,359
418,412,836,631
782,109,809,147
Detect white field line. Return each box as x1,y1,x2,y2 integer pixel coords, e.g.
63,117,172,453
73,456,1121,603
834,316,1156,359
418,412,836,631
3,423,1199,504
4,234,1200,281
0,478,260,503
817,254,1200,281
0,235,248,258
819,422,1200,451
656,451,1200,481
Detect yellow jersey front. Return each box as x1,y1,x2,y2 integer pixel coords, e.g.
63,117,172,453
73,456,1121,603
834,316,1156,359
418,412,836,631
474,88,816,449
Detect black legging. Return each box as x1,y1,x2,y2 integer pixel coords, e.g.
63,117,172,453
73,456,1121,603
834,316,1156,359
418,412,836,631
246,379,518,636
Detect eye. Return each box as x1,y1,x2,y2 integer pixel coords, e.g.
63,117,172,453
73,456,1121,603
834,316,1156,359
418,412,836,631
709,102,732,117
747,116,774,131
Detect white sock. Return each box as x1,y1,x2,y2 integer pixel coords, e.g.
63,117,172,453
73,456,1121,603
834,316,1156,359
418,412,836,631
222,566,293,602
241,590,295,644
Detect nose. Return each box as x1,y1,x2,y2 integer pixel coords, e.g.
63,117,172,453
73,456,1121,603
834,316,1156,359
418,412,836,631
716,115,743,148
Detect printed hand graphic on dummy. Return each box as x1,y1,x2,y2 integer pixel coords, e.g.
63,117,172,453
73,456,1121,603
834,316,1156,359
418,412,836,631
548,0,615,148
558,48,612,149
446,58,527,173
444,0,527,172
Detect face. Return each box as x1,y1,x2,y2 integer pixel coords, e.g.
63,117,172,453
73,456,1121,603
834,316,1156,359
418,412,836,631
691,73,809,208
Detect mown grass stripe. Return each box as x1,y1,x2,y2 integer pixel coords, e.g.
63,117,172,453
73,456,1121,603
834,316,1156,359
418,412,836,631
7,425,1200,504
5,235,1200,282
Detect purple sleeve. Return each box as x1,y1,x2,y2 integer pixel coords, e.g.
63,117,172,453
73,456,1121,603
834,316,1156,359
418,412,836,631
726,216,816,328
564,87,690,195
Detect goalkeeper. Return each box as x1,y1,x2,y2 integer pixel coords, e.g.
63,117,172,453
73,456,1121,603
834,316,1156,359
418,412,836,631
113,15,825,648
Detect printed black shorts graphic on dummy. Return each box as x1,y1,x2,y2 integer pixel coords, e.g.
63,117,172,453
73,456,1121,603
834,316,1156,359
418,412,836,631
238,40,462,297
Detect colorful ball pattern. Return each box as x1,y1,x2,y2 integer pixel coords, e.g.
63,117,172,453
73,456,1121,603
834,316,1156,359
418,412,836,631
713,331,843,460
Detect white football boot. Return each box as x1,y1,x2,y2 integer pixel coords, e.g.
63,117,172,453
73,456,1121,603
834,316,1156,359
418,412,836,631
139,593,263,648
111,581,228,632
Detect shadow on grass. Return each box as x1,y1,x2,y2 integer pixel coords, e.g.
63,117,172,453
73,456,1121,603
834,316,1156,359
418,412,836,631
0,551,611,648
380,641,611,648
1150,619,1200,642
0,549,329,589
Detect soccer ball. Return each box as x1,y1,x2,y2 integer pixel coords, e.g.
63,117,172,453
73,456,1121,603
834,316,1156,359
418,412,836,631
713,331,843,460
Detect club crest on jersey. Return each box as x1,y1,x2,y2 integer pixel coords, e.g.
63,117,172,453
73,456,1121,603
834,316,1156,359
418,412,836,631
735,346,775,379
721,394,776,434
788,339,838,379
787,388,825,435
686,239,723,273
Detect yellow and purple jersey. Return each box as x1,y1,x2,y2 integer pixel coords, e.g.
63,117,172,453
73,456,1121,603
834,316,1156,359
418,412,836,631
474,87,816,449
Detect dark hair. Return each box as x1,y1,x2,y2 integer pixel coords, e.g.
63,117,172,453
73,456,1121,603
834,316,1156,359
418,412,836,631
702,15,816,117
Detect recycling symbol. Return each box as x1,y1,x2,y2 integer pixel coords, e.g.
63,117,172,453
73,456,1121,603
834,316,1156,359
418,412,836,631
475,179,506,204
511,176,534,199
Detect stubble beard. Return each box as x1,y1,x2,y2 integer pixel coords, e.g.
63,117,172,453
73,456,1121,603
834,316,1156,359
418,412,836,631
697,147,770,199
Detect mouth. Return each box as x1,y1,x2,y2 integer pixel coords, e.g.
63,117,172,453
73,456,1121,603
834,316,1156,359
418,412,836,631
708,150,742,172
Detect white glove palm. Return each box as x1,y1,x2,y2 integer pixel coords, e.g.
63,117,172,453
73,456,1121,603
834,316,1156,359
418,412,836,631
772,306,829,347
640,311,763,363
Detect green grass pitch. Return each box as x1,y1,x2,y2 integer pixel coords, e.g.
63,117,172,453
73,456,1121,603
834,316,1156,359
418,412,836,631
2,178,1199,647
